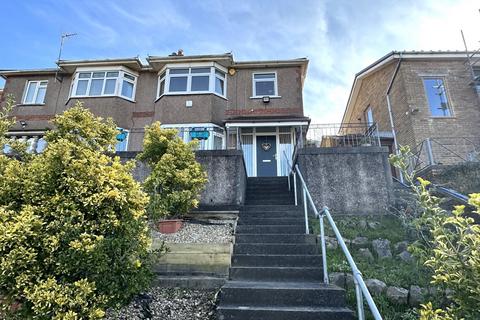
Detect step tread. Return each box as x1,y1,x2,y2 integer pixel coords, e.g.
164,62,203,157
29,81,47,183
218,305,353,313
222,280,342,290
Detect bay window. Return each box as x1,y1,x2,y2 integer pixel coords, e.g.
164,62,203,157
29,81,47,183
71,68,137,101
157,65,227,98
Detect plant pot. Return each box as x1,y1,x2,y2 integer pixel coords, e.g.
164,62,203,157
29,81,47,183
157,219,183,234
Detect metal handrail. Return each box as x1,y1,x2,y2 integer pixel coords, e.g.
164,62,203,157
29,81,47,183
284,151,382,320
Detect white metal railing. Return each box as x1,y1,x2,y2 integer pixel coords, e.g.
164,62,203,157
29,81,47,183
284,152,382,320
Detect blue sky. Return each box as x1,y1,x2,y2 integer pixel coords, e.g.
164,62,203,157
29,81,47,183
1,0,478,122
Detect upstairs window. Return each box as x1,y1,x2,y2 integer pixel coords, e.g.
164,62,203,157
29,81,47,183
157,65,227,98
72,69,137,101
423,78,452,117
365,105,374,127
23,80,48,104
253,72,277,97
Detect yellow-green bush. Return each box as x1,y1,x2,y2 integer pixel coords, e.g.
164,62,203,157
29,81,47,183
0,103,156,319
391,146,480,320
138,122,207,220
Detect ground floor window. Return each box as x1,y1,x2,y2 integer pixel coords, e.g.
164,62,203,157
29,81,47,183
163,124,225,150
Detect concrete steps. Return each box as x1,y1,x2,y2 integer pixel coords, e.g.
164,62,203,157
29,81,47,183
217,177,354,320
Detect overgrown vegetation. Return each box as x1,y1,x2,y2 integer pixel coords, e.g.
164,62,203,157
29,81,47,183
391,146,480,320
0,102,159,319
311,215,430,319
138,122,207,221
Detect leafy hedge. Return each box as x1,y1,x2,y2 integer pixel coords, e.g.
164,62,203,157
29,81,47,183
0,103,157,319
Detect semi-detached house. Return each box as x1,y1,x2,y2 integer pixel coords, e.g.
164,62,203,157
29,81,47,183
0,52,309,177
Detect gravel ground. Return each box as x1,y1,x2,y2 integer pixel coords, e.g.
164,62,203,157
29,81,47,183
151,219,234,244
105,287,218,320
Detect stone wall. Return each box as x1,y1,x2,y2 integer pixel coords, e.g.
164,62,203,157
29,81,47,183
117,150,247,211
422,162,480,195
295,147,392,215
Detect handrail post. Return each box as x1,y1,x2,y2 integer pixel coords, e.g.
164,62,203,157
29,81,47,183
287,171,291,191
319,213,328,284
355,276,365,320
293,172,298,206
302,186,309,234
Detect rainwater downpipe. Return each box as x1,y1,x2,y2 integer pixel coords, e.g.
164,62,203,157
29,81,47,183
386,53,403,183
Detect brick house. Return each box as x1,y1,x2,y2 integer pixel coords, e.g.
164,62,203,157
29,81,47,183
342,51,480,172
0,52,309,177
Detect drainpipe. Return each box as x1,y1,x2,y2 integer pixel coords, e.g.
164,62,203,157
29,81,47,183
386,53,403,182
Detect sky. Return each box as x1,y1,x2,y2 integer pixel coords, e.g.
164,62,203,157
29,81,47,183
0,0,479,123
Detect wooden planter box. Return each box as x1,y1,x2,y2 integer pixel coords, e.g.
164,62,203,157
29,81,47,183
157,219,183,234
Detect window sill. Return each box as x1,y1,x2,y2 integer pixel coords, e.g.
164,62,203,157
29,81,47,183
18,103,46,107
69,95,136,103
250,95,282,99
155,92,228,102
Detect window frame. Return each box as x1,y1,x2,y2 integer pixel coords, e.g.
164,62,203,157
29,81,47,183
22,80,48,105
70,66,138,102
156,62,227,100
251,71,279,98
422,76,453,118
364,105,374,127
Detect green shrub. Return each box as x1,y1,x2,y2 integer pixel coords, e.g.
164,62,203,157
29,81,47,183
390,146,480,319
0,103,157,319
138,122,207,220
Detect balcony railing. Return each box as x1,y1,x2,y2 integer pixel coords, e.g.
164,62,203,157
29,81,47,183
306,123,381,148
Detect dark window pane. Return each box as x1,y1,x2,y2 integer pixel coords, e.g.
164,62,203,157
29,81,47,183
122,80,134,98
159,79,165,95
215,69,225,77
89,79,104,95
254,73,275,79
215,77,224,95
169,68,189,75
423,78,451,117
191,75,210,91
124,73,135,81
191,67,211,74
255,81,275,96
106,71,119,77
169,77,188,92
79,72,91,78
104,79,116,94
75,80,88,95
92,72,105,78
25,82,37,103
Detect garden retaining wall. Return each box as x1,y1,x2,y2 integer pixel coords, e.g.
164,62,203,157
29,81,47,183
117,150,247,211
295,147,393,215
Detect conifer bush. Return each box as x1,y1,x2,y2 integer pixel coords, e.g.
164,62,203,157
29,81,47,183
0,102,156,319
138,122,207,220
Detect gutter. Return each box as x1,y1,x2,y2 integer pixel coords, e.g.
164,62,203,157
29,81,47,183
385,53,403,181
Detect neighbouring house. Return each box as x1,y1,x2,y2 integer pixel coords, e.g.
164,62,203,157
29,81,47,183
342,51,480,175
0,51,309,178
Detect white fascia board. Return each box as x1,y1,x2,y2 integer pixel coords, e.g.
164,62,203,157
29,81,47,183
226,121,309,128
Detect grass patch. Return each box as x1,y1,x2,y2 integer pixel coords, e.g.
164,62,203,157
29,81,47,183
310,214,432,319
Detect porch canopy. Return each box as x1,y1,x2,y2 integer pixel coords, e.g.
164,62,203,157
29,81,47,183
225,116,310,177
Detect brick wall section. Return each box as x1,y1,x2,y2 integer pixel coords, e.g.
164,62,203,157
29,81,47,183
346,58,480,165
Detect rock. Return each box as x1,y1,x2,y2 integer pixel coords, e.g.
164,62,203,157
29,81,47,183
398,250,413,262
358,220,368,229
409,285,425,306
386,286,409,305
368,221,381,229
345,273,354,289
372,239,392,259
365,279,387,296
329,272,346,288
323,236,338,250
394,241,409,253
358,248,374,262
351,236,369,247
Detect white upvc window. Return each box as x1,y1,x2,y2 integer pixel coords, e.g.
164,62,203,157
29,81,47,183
71,67,137,101
23,80,48,104
157,64,227,99
252,72,278,97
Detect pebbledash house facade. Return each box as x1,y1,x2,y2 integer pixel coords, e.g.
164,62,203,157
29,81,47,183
0,52,310,178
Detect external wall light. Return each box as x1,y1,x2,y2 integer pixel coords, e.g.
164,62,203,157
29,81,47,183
262,96,270,103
